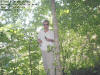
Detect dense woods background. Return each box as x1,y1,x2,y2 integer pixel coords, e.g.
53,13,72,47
0,0,100,75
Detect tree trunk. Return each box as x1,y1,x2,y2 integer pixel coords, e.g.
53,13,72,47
51,0,62,75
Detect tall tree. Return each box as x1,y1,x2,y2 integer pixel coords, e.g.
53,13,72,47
51,0,62,75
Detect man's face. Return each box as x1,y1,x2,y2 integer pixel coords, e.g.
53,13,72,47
43,22,49,29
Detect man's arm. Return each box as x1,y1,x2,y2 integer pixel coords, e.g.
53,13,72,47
45,30,55,42
37,31,42,44
38,39,42,44
45,37,55,42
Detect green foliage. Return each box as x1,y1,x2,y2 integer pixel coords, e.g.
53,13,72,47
47,45,55,52
0,0,100,75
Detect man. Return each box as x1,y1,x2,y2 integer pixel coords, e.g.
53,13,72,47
37,20,55,75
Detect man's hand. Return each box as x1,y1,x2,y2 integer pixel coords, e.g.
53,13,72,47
45,37,54,42
38,39,42,44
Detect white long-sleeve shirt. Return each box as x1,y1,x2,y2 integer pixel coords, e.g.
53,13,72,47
38,29,54,51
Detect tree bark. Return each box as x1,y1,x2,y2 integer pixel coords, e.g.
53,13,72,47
51,0,62,75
